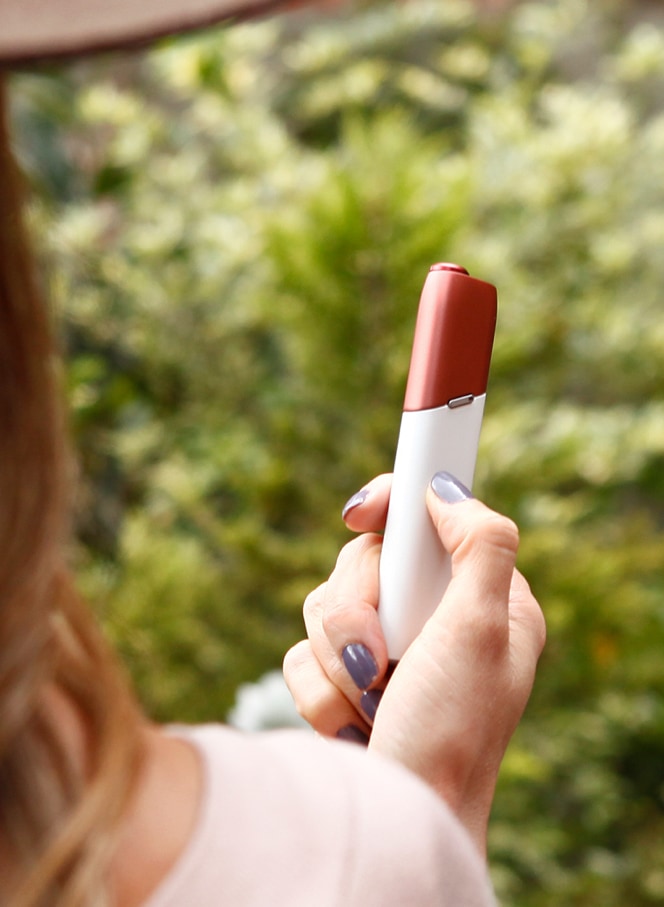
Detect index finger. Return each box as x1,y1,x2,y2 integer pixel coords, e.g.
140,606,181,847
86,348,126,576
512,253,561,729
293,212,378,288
341,474,392,534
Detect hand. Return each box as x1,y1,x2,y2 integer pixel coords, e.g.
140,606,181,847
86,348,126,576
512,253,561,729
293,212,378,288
283,473,546,854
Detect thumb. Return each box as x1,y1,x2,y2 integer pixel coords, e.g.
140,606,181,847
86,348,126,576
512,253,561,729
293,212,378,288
425,471,519,617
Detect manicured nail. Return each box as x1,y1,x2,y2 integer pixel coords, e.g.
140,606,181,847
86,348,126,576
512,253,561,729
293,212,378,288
431,471,473,504
342,487,369,520
360,689,383,723
336,724,370,746
342,643,378,691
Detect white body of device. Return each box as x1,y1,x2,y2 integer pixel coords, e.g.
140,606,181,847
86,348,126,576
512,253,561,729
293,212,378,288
378,264,497,660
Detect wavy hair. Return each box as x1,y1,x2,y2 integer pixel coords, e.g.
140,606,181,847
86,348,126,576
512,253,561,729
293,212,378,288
0,74,144,906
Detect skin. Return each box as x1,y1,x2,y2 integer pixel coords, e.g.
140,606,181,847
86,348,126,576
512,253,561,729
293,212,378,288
283,473,546,855
110,726,202,907
14,472,542,905
0,693,202,907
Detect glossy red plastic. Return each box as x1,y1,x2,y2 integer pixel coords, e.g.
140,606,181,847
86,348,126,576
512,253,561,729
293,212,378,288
402,265,497,411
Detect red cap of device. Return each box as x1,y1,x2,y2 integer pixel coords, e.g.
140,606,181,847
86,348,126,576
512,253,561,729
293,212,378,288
403,264,497,412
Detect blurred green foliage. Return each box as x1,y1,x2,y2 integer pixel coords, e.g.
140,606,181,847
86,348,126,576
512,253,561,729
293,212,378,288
9,0,664,902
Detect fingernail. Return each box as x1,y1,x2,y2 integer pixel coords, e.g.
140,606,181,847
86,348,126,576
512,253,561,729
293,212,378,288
360,689,383,723
336,724,370,746
342,487,369,520
342,643,378,691
431,471,473,504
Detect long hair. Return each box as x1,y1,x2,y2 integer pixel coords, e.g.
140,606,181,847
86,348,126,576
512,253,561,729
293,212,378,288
0,73,144,906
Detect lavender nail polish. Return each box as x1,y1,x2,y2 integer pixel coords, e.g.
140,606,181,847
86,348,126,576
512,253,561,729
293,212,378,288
342,643,378,691
431,471,474,504
360,689,383,723
336,724,370,746
342,487,369,521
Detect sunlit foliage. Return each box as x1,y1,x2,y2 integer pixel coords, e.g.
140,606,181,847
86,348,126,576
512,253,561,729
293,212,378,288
10,1,664,902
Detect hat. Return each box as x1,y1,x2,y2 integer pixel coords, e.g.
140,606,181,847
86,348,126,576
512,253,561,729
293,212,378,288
0,0,309,65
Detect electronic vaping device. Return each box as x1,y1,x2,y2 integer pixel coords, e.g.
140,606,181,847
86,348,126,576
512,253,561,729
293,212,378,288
378,263,497,660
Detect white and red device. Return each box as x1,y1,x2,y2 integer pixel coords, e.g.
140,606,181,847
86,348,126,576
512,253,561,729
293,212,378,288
378,263,497,660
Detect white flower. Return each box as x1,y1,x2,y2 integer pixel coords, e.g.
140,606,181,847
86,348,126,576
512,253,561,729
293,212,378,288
228,670,309,732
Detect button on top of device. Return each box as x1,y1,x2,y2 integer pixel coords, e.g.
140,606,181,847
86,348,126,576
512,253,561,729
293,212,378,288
429,263,470,275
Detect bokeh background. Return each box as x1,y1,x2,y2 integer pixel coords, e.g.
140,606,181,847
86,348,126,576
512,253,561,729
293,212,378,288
9,0,664,903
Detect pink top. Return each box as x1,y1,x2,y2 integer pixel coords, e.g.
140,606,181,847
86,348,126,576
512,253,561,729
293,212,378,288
143,724,497,907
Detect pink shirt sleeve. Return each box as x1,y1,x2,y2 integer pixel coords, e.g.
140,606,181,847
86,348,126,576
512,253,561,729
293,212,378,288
143,724,497,907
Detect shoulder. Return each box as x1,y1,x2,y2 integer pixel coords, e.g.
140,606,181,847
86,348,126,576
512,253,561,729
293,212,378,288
142,724,496,907
250,727,496,906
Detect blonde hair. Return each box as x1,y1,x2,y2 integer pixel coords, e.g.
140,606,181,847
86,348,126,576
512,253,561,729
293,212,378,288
0,74,144,906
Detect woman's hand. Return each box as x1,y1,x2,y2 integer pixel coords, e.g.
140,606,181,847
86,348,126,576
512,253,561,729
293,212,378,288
283,472,545,854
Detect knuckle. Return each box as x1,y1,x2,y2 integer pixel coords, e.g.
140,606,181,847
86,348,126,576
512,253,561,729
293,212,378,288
281,642,327,724
282,639,310,679
321,593,353,639
465,512,520,559
532,601,547,655
303,582,326,621
334,535,363,569
336,532,381,566
512,572,547,656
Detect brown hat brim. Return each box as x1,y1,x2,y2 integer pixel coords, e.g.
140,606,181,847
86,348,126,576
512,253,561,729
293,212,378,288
0,0,304,66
